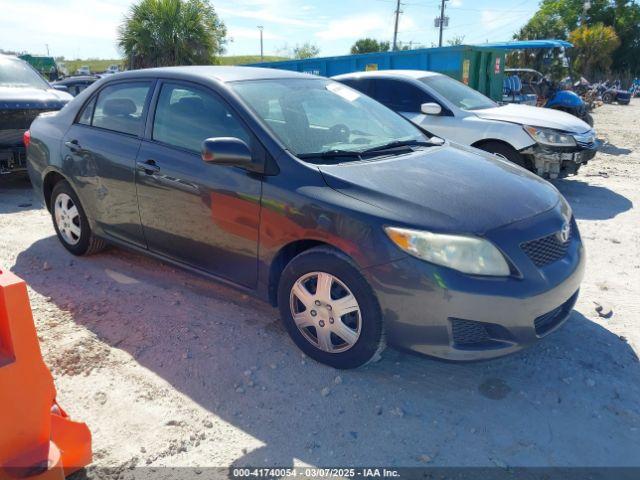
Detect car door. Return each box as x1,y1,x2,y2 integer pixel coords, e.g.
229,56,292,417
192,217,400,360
62,80,153,247
135,80,262,288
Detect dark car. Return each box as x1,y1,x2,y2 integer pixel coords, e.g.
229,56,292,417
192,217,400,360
26,67,585,368
0,54,72,175
601,87,631,105
52,75,99,97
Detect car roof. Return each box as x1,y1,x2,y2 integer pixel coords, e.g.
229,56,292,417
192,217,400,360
0,53,21,61
56,75,98,83
332,70,443,81
111,65,318,83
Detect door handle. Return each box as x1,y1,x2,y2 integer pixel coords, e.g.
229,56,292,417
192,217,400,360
136,159,161,175
64,139,81,152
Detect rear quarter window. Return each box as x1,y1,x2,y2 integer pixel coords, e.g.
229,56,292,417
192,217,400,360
77,97,96,125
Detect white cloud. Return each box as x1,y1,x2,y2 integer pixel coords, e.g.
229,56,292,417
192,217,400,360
216,0,320,28
0,0,128,57
228,26,283,41
315,13,390,40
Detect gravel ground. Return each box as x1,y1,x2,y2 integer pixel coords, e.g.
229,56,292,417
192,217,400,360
1,100,639,474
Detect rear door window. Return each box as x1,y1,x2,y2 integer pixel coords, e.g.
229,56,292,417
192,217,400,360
337,78,371,96
152,82,250,152
92,82,152,136
370,79,436,112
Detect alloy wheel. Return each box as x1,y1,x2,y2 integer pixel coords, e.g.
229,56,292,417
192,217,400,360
289,271,362,353
54,193,81,245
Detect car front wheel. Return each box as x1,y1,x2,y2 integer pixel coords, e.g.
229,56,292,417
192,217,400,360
477,141,528,169
277,247,385,369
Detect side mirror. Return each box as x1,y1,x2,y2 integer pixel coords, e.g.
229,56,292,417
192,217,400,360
201,137,252,167
420,102,442,115
52,84,69,92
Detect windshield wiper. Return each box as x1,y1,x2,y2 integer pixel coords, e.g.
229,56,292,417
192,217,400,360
297,139,437,162
297,149,362,160
361,139,435,154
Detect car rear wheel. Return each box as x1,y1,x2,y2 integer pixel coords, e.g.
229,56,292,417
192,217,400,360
51,181,106,256
602,92,614,104
277,247,385,369
477,141,528,169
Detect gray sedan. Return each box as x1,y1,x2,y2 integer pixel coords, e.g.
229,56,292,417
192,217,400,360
25,66,584,368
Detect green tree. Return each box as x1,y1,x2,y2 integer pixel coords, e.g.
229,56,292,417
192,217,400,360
516,0,640,74
569,23,620,77
446,35,465,46
118,0,226,69
350,38,391,54
293,42,320,59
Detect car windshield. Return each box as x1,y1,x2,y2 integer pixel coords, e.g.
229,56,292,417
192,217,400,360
231,78,430,160
421,75,497,111
0,56,50,89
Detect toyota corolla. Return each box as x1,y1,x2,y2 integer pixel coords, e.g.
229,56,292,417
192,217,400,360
26,67,584,368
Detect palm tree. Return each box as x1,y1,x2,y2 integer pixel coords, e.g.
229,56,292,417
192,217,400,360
118,0,227,69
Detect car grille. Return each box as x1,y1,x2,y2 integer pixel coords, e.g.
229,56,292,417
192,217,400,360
451,319,491,345
534,291,579,336
0,109,46,130
521,224,572,267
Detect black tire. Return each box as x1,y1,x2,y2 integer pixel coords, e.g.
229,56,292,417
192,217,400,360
277,246,385,369
50,180,106,256
476,141,528,169
602,92,614,104
582,112,594,127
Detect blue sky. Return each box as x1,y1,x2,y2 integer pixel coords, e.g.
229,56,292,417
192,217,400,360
0,0,539,59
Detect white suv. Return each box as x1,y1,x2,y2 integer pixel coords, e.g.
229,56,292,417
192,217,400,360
334,70,599,178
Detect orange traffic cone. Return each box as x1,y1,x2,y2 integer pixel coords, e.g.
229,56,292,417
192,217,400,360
0,268,91,479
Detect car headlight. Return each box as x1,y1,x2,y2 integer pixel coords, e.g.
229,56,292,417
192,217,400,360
384,227,510,276
559,194,572,223
524,126,577,147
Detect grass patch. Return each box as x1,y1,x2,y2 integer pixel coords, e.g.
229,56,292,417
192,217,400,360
63,59,123,74
60,55,289,74
218,55,288,65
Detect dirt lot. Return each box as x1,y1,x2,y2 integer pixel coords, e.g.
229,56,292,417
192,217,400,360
1,100,639,474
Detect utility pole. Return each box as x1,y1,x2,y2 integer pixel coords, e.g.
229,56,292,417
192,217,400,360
438,0,447,47
45,44,49,56
392,0,402,51
257,26,264,61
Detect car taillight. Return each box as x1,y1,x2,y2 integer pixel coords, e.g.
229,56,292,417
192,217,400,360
23,130,31,148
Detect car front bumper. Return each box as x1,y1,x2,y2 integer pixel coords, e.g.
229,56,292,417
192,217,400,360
363,213,586,361
521,142,599,179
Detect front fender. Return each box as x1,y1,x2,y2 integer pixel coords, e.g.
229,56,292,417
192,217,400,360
466,117,536,151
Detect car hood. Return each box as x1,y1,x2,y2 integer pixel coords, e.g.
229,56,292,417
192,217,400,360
318,143,560,235
0,86,72,109
472,103,590,133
